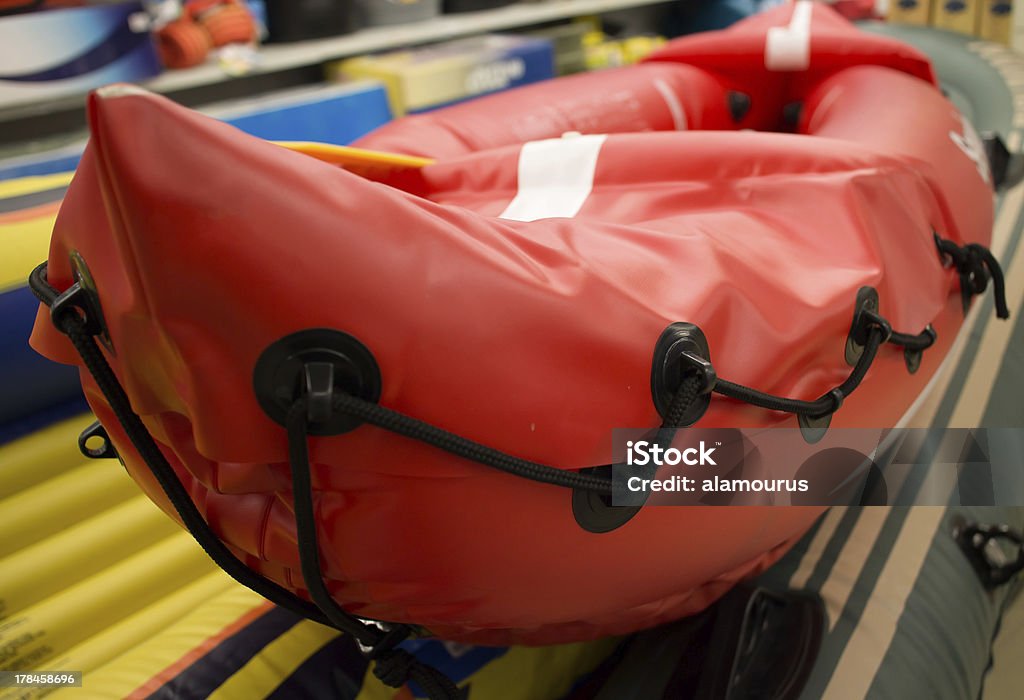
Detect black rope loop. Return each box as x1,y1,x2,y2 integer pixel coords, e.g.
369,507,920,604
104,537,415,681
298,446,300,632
889,324,936,352
28,261,59,306
372,649,416,688
936,235,1010,319
713,325,885,420
374,649,461,700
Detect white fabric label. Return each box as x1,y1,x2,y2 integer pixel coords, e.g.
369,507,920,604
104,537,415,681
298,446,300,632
765,0,814,72
498,134,608,222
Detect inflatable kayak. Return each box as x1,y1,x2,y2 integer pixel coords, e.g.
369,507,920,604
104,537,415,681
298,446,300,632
27,0,1009,686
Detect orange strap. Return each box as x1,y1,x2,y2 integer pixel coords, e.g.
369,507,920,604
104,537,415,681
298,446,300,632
275,142,435,180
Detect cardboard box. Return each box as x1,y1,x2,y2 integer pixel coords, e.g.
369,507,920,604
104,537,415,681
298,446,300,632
330,35,555,116
888,0,934,25
931,0,982,35
524,22,590,76
978,1,1013,44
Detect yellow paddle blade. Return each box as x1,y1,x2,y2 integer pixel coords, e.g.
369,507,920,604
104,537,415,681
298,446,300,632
274,141,434,180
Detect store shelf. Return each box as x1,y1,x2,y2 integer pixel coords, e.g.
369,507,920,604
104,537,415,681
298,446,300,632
0,0,670,142
144,0,672,93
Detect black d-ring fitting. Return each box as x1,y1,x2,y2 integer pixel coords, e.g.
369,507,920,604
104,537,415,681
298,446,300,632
78,420,118,459
303,362,337,425
845,287,891,365
572,464,644,534
50,281,103,337
253,328,382,436
680,349,718,394
651,322,714,427
953,520,1024,588
904,325,937,374
797,388,843,445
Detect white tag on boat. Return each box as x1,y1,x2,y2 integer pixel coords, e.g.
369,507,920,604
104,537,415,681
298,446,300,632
499,133,608,222
765,0,813,72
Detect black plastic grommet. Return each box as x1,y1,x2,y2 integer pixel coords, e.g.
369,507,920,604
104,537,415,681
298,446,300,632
69,251,114,352
845,286,884,366
904,347,922,374
79,421,118,459
651,322,713,427
304,362,336,425
51,282,101,336
906,324,939,373
571,465,644,534
798,388,843,444
727,91,751,123
798,412,831,445
782,101,803,129
253,328,382,436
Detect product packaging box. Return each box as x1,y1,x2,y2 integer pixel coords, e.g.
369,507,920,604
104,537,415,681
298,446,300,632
978,1,1013,44
888,0,934,25
523,22,590,75
931,0,981,35
329,35,555,116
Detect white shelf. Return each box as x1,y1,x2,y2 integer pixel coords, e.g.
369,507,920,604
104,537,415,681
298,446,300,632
143,0,672,93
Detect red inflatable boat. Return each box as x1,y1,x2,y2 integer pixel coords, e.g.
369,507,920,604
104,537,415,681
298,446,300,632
30,0,1007,657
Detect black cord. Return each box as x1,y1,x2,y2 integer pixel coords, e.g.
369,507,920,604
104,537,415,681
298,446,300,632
373,649,461,699
664,374,703,428
56,313,334,628
286,399,460,699
327,392,614,494
969,243,1010,319
707,327,882,418
889,326,936,352
286,400,388,645
936,236,1011,319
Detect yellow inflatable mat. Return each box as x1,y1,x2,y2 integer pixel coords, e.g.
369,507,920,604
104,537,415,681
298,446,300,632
0,416,616,700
